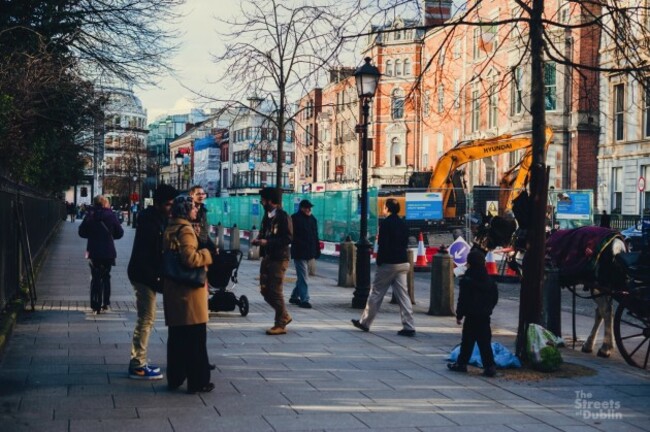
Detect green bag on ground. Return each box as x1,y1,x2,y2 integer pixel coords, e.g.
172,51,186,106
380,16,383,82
526,323,563,372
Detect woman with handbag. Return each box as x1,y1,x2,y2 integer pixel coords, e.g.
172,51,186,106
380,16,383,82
162,196,214,393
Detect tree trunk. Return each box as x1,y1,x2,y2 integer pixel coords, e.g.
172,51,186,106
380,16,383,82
516,0,548,359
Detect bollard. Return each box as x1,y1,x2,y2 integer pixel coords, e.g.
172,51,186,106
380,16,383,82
230,224,240,251
408,249,415,304
338,236,356,287
217,223,225,250
248,225,260,260
308,258,316,276
428,245,455,316
542,263,561,336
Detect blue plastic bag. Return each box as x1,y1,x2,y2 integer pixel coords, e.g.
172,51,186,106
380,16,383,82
448,342,521,368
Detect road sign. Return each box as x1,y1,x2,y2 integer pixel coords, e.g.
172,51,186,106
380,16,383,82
449,237,470,266
639,176,646,192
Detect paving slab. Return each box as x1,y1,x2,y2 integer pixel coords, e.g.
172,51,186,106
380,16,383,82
0,222,649,431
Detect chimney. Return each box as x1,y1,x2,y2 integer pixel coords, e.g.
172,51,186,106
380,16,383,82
247,96,263,110
423,0,453,26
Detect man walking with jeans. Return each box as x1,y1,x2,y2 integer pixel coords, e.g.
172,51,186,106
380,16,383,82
289,199,320,309
127,184,177,379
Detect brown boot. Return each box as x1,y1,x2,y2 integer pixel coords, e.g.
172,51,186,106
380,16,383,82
266,326,287,335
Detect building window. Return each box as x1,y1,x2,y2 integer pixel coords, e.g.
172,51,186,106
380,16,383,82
510,66,523,115
391,89,405,119
473,27,481,60
645,80,650,138
544,62,557,111
488,76,498,129
403,59,411,76
612,167,623,212
471,88,480,132
454,80,460,109
385,60,393,76
453,40,461,59
437,85,444,113
390,137,402,166
394,30,401,40
423,90,430,116
395,59,402,76
614,83,625,141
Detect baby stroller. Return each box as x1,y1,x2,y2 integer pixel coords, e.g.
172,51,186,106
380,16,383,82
207,249,249,316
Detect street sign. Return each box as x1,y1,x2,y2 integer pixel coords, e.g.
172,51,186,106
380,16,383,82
405,192,443,220
449,237,470,266
639,176,646,192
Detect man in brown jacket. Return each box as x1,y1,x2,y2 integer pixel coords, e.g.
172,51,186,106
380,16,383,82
252,187,293,335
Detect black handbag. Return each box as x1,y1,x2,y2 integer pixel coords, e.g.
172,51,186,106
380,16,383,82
161,227,207,288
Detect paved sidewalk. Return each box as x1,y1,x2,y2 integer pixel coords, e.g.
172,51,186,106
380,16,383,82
0,221,648,432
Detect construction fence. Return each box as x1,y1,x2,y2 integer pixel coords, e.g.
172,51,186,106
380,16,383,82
204,187,599,245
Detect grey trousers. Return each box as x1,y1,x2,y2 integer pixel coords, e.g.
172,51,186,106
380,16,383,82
359,262,415,331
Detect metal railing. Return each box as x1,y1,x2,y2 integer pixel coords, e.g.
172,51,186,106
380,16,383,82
0,177,65,310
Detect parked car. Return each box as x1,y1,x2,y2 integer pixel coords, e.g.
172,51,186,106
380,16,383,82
621,224,643,251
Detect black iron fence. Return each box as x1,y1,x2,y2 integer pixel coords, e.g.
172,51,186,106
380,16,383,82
0,177,65,310
593,213,640,230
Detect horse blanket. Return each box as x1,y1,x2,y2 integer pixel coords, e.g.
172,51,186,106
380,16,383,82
546,226,622,286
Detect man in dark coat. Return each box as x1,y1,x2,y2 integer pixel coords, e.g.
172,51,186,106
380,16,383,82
252,187,293,335
352,198,416,336
599,210,611,228
289,199,320,309
126,184,177,380
79,195,124,312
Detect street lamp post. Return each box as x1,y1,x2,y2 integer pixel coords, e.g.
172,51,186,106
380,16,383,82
352,57,381,309
175,151,183,190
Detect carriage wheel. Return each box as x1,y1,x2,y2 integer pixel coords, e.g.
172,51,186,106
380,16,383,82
239,295,249,317
614,301,650,369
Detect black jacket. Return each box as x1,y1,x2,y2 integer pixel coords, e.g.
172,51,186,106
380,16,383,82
290,211,320,260
456,270,498,320
78,206,124,260
127,206,168,291
376,213,409,265
259,207,293,261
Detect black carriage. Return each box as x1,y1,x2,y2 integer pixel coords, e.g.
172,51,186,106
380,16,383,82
207,249,249,316
611,249,650,369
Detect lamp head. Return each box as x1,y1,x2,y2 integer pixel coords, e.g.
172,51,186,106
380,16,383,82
354,57,381,99
174,151,183,166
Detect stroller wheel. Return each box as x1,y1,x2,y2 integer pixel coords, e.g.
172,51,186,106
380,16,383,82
238,295,249,317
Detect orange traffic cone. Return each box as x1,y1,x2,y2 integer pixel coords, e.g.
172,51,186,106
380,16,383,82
485,251,498,275
415,232,429,269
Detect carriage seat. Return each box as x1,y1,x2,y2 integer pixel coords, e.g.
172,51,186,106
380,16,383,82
615,251,650,284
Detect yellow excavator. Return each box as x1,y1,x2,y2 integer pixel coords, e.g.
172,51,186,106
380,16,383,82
378,127,553,229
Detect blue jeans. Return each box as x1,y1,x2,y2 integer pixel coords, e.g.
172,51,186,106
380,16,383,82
290,259,310,303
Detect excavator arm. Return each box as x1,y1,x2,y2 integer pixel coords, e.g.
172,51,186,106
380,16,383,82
428,127,553,218
498,129,554,213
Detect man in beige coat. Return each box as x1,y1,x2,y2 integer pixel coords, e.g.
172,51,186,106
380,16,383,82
162,196,214,394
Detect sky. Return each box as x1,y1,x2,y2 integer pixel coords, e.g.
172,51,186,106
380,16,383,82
135,0,426,124
136,0,240,123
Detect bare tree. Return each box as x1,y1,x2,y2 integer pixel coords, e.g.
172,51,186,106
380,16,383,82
0,0,184,190
207,0,366,189
348,0,650,358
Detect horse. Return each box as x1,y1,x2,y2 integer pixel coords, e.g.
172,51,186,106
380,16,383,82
472,213,627,359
